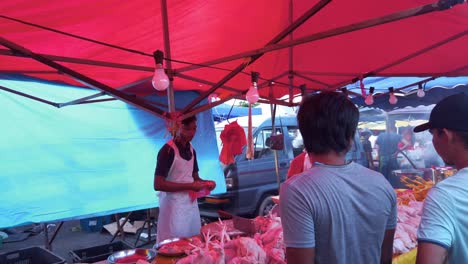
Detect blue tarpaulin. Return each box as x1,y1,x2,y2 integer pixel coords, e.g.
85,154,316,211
0,75,225,228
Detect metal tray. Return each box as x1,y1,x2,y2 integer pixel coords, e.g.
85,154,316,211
107,248,156,264
155,237,193,257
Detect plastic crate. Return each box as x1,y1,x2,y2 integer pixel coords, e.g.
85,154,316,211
79,215,112,232
69,241,133,263
0,246,66,264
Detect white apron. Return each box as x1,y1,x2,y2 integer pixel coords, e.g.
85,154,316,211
156,140,201,244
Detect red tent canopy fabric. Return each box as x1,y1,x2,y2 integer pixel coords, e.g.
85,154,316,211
0,0,467,116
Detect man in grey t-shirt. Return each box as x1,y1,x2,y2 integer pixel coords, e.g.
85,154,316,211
280,92,397,264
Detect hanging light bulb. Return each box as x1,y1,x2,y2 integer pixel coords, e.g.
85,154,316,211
246,72,260,104
417,83,425,98
151,50,170,91
388,87,398,105
208,93,220,103
365,86,375,105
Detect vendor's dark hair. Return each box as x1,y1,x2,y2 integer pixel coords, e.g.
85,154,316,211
182,115,197,126
297,91,359,155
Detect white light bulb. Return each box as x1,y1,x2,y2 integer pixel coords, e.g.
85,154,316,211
389,93,398,104
246,82,259,104
417,88,425,98
208,93,220,103
364,94,374,105
152,64,170,91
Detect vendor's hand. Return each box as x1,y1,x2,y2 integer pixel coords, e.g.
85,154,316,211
191,181,206,192
205,180,216,190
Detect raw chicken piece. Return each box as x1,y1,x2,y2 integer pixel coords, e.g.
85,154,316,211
394,224,416,251
177,225,227,264
399,222,418,241
223,237,266,264
393,238,408,254
408,200,423,215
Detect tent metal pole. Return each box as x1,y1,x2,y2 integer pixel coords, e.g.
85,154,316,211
0,70,58,74
269,84,281,193
57,92,106,107
288,0,294,105
257,72,289,88
257,97,294,107
175,72,240,92
181,0,332,114
175,0,463,74
160,0,176,116
59,71,154,107
0,36,169,119
0,85,59,107
294,72,332,88
179,95,241,120
0,49,154,72
297,71,357,77
258,71,307,90
329,30,467,90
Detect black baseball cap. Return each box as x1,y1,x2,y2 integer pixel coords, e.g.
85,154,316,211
414,93,468,133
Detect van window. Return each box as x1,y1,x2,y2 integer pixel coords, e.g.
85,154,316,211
254,127,283,159
288,126,303,157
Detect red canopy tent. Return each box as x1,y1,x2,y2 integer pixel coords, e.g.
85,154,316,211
0,0,467,119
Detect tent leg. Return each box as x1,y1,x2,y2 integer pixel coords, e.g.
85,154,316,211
42,222,64,251
43,223,50,250
134,209,157,248
110,212,132,243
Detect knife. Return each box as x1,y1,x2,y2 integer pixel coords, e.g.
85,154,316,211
217,210,256,234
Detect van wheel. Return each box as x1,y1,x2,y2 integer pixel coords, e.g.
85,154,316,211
257,195,276,217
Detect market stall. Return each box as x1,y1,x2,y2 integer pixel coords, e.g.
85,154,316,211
98,165,455,264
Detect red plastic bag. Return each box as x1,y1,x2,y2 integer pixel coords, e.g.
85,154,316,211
219,121,247,165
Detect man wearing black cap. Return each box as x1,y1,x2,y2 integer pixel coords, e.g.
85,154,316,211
414,93,468,264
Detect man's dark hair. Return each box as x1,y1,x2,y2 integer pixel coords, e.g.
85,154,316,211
297,91,359,155
181,115,197,126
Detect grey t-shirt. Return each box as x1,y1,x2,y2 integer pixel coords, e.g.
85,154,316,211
280,162,397,264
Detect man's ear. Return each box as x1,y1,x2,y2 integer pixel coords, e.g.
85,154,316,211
441,128,455,144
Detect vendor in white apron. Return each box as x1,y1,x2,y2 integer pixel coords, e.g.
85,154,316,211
154,115,216,244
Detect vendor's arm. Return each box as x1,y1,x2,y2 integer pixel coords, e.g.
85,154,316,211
191,150,216,190
280,180,315,264
155,175,205,192
416,187,452,264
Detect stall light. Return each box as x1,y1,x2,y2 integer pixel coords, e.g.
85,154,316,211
388,87,398,105
151,50,170,91
246,72,260,104
365,86,375,105
208,93,220,103
417,83,425,98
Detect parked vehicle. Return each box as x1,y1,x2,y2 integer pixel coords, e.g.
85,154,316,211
199,115,302,218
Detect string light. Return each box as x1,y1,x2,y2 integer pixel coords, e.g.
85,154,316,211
388,87,398,105
365,86,375,105
208,93,220,103
417,83,425,98
246,72,260,104
151,50,170,91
